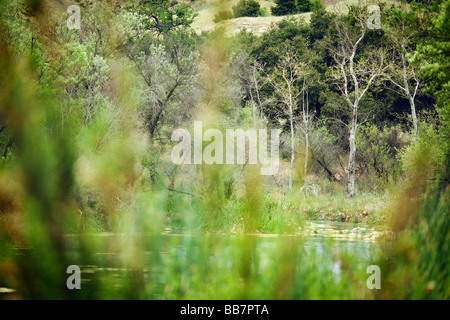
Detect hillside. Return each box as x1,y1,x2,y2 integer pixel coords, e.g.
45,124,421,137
191,0,358,35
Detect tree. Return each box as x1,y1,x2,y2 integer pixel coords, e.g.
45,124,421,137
410,0,450,181
327,4,388,197
310,125,343,182
384,6,421,140
309,5,334,43
132,34,199,141
300,77,311,186
233,0,261,18
411,0,450,110
272,0,297,16
241,59,272,129
133,0,197,36
296,0,311,13
266,44,305,189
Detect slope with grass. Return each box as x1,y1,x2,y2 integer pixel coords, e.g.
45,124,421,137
192,0,365,35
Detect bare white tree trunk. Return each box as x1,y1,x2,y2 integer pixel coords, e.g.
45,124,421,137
400,46,419,140
289,105,295,190
265,45,304,190
266,47,302,190
387,47,420,140
249,86,258,129
409,94,418,139
347,123,357,197
304,129,309,185
330,8,386,198
288,83,295,190
345,29,361,198
248,62,270,129
252,64,265,128
385,6,420,141
302,79,310,187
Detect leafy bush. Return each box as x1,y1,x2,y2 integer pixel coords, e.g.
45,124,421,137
399,123,444,191
312,0,324,10
356,124,403,191
310,126,344,183
272,0,323,15
272,0,297,16
297,0,323,12
259,6,269,17
296,0,311,13
233,0,261,18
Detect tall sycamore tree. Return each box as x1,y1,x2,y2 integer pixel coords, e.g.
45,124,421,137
384,5,421,140
327,3,388,197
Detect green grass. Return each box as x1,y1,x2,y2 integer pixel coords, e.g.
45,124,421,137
162,184,389,235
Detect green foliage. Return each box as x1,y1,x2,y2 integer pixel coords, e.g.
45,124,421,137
129,31,200,141
309,125,343,182
412,185,450,299
232,0,261,18
272,0,320,16
131,0,198,35
380,184,450,299
410,0,450,182
309,0,324,11
400,123,444,190
249,18,309,68
356,124,402,191
296,0,311,13
271,0,297,16
411,1,449,103
259,6,269,17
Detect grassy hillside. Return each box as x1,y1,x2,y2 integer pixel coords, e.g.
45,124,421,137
191,0,361,35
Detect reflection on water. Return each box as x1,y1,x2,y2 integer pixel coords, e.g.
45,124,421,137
57,220,390,297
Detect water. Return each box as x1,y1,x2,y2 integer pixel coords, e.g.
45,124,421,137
60,221,388,295
1,220,389,299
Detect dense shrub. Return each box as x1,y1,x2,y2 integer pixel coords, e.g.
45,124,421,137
272,0,323,15
259,6,269,17
356,124,404,191
310,126,344,182
272,0,297,16
297,0,323,12
296,0,311,13
400,123,444,191
232,0,261,18
310,0,324,11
